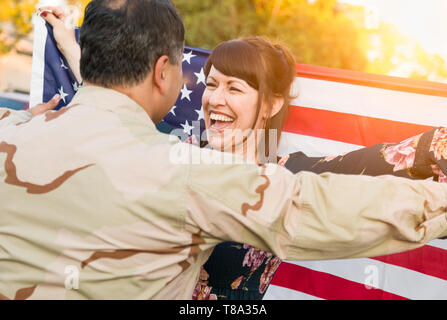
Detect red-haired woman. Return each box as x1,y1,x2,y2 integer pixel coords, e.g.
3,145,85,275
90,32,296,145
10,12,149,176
193,36,447,300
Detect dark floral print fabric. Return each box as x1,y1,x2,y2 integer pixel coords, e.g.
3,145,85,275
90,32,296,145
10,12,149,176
193,242,282,300
285,127,447,181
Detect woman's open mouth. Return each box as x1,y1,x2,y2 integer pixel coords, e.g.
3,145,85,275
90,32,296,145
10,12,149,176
209,112,235,131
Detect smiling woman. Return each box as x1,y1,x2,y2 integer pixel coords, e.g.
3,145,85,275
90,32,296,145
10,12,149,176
193,36,299,300
203,67,259,151
202,37,296,164
192,35,447,301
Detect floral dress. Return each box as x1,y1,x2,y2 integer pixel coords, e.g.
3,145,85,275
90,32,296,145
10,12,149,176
192,127,447,300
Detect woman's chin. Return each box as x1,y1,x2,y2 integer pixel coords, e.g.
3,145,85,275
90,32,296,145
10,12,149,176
207,136,228,152
206,134,232,152
207,135,256,157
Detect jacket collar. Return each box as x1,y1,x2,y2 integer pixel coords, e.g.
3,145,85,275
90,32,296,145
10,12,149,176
70,85,157,130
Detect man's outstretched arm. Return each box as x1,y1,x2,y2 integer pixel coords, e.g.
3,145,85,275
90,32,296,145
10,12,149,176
184,150,447,261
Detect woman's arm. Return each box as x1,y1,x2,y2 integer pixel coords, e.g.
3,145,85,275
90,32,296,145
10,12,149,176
38,7,82,83
284,128,447,181
184,146,447,262
0,95,61,129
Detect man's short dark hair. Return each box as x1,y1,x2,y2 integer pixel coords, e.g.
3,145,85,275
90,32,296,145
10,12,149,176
79,0,185,87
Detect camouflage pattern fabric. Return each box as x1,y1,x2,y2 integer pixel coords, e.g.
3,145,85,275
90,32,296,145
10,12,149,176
0,86,446,299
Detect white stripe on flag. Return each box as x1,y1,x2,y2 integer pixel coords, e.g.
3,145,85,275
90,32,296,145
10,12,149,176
278,132,363,157
429,239,447,251
291,77,447,126
30,15,47,108
284,258,447,300
263,285,322,300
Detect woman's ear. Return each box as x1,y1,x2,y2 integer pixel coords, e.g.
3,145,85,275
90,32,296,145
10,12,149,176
264,95,284,119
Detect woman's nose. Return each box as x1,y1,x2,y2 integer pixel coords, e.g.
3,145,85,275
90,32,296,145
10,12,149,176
208,86,226,106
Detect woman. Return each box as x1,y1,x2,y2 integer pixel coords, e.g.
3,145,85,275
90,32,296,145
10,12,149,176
38,8,447,301
192,36,447,300
191,36,296,300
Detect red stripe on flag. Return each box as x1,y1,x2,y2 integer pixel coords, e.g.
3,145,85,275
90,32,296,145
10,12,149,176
270,262,408,300
283,106,435,146
371,245,447,281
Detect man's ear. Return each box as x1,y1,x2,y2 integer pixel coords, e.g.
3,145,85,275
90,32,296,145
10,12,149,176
265,95,285,119
153,55,170,94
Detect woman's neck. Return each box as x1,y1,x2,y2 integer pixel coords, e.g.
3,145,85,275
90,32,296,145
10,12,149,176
212,132,264,165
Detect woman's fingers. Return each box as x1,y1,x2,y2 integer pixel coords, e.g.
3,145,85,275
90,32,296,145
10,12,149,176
278,155,290,167
37,7,78,58
39,10,65,28
38,6,67,21
29,94,61,116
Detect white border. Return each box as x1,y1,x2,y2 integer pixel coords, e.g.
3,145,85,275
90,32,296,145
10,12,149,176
29,15,48,108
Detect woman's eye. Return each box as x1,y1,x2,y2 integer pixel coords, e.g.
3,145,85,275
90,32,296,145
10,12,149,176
206,82,216,88
230,87,242,93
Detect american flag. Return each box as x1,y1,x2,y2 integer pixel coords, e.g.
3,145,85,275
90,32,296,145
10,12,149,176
264,64,447,300
30,16,447,300
30,17,208,139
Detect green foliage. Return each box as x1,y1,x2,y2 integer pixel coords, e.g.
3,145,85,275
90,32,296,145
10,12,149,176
173,0,369,72
172,0,259,50
172,0,447,82
1,0,446,82
0,0,37,54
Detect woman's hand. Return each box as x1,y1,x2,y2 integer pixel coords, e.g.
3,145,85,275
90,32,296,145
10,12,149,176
28,94,61,117
38,7,82,83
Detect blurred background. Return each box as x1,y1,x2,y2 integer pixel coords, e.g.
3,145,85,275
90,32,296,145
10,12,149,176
1,0,447,107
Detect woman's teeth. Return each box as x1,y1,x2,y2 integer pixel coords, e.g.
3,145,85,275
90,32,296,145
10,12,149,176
210,113,234,122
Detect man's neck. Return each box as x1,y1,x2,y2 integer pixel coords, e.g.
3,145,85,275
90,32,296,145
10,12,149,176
83,80,158,122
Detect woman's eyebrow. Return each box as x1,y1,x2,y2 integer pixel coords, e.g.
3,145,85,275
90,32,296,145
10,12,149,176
228,79,246,87
207,75,246,87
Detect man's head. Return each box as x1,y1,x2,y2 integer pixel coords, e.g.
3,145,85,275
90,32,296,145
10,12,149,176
79,0,185,122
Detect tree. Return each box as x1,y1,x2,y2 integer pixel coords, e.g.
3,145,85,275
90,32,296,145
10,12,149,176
0,0,37,54
172,0,260,50
172,0,369,72
1,0,445,82
364,21,447,82
173,0,447,82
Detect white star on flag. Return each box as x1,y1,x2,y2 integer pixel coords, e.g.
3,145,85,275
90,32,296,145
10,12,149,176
194,68,206,86
181,120,194,135
73,82,78,92
60,58,68,70
170,105,177,116
182,51,196,64
58,86,69,104
180,84,193,101
195,106,204,121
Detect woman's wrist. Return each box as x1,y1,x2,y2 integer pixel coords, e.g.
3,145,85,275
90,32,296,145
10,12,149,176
63,43,82,83
61,41,80,63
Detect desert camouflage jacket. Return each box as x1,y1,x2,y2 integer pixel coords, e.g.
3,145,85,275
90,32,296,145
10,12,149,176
0,86,446,299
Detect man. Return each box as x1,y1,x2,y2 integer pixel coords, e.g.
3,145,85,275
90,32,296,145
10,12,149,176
0,0,446,299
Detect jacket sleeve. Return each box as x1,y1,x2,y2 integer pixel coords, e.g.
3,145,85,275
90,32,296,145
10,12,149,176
185,151,447,261
0,108,32,129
